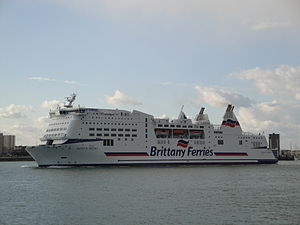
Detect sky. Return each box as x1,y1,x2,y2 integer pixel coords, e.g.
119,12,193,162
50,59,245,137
0,0,300,148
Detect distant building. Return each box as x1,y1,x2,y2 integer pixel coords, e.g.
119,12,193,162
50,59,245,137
269,133,280,158
0,133,4,154
13,146,30,156
0,133,15,155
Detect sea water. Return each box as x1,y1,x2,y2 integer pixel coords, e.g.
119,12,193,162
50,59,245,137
0,161,299,225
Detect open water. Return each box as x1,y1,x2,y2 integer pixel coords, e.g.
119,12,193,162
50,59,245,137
0,161,299,225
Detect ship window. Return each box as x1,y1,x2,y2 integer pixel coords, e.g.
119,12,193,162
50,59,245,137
176,125,181,128
111,128,116,131
97,134,102,136
118,128,123,131
111,134,116,137
125,134,130,137
218,140,224,145
118,134,123,137
132,134,137,137
188,125,193,128
104,134,109,137
89,133,95,136
170,125,175,127
89,128,95,131
182,125,187,128
125,129,130,132
164,125,169,127
239,140,243,145
132,129,137,132
104,128,109,131
103,139,114,146
158,124,162,127
97,128,102,131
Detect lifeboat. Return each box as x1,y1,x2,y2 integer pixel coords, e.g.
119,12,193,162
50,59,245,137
173,129,185,135
155,129,170,136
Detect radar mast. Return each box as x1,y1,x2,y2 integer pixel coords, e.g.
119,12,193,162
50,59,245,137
64,93,76,108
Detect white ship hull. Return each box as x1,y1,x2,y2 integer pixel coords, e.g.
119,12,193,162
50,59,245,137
26,140,277,167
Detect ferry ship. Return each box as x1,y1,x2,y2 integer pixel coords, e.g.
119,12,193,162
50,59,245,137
26,94,278,167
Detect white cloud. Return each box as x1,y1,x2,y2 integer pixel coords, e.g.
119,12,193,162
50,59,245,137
192,64,300,148
41,100,61,109
157,114,169,119
0,104,33,119
36,116,50,124
251,21,291,31
28,77,82,86
49,0,300,36
228,64,300,148
231,65,300,100
160,82,193,87
64,80,82,85
194,85,252,107
106,90,142,107
28,77,56,81
2,121,47,146
237,102,300,148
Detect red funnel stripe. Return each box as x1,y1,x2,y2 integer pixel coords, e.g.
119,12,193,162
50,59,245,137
214,152,248,156
105,152,149,157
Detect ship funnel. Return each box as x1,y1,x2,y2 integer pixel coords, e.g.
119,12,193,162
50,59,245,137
178,105,187,120
200,107,205,114
195,107,210,124
221,104,242,133
226,104,232,112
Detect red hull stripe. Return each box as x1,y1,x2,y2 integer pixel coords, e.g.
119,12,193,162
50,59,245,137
105,152,149,157
215,152,248,156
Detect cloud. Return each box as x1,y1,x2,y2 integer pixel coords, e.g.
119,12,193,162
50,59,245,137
0,104,33,119
157,114,169,119
192,64,300,148
28,77,82,86
41,100,61,109
28,77,56,81
2,120,48,146
237,102,300,148
228,64,300,148
160,82,193,87
49,0,300,36
36,116,50,124
231,65,300,100
251,21,291,31
194,85,252,107
106,90,142,107
64,80,82,85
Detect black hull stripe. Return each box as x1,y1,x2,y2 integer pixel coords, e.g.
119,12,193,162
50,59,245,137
64,139,103,144
37,159,278,167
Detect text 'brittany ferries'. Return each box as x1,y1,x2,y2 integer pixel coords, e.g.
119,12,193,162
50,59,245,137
150,146,214,157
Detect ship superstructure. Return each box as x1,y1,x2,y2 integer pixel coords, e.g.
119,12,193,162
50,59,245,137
26,94,278,167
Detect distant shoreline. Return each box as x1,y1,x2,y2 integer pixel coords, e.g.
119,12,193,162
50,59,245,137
0,156,34,162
